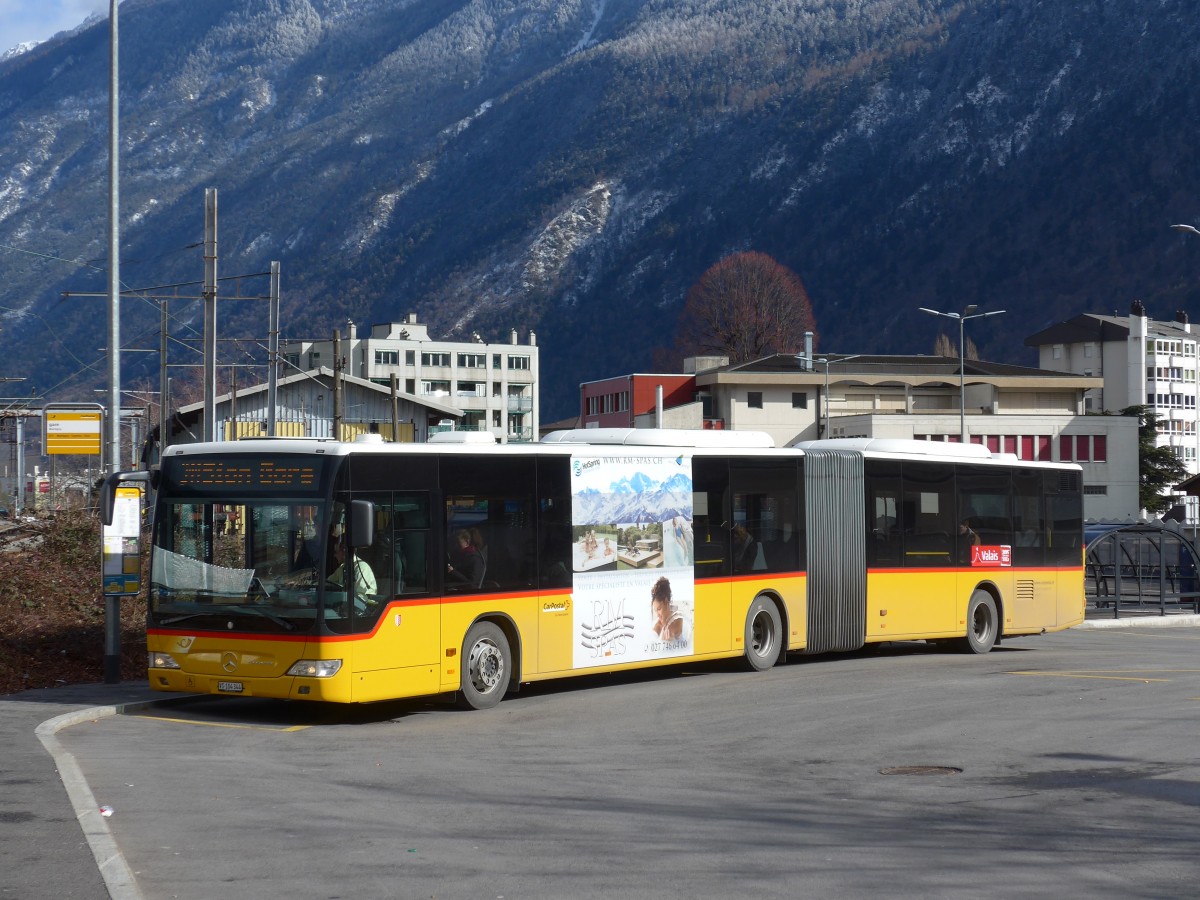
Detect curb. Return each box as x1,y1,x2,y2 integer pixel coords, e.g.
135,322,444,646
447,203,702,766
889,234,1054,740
1077,613,1200,629
35,700,166,900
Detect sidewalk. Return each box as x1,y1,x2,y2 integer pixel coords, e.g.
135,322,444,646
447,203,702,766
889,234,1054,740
2,681,165,900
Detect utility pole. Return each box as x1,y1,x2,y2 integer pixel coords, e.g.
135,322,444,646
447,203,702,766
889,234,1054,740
102,0,123,684
202,188,218,442
267,261,280,436
333,330,343,440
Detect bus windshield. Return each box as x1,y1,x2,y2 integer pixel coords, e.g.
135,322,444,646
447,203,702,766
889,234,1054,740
151,500,330,633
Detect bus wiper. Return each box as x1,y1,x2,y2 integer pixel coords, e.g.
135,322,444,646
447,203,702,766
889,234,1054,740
222,605,296,631
158,600,295,631
160,613,212,625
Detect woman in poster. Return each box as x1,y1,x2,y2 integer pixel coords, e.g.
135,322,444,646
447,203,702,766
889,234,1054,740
650,576,685,641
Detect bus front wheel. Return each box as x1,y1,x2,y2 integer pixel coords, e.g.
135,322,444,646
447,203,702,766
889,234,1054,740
744,597,783,672
459,621,511,710
959,590,998,655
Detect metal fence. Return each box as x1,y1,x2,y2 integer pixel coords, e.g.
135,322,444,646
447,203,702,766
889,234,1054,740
1085,522,1200,617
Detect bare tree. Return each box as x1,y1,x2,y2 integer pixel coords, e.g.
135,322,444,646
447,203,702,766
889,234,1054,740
933,333,980,360
674,251,818,364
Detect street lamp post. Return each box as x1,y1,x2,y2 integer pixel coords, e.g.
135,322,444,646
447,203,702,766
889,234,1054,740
796,354,861,438
918,305,1006,442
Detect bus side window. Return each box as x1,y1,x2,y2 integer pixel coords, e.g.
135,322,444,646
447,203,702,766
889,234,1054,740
441,456,537,594
730,462,799,573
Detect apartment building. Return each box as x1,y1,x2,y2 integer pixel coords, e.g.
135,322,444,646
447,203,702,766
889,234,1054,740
1026,301,1198,517
283,314,539,443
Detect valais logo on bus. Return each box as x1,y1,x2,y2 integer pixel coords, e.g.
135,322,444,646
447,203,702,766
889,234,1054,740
970,545,1012,567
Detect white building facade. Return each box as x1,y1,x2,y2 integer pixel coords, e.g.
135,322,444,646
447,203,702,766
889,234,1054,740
1027,302,1198,519
617,353,1136,522
283,314,539,443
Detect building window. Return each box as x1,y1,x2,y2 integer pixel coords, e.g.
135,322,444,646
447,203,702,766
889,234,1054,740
1093,435,1107,462
405,350,415,365
458,353,486,368
421,352,450,367
308,351,321,368
1037,435,1051,461
1083,484,1108,495
1059,435,1073,462
375,350,399,366
1052,344,1063,359
405,379,415,394
284,353,300,369
792,392,807,409
747,392,763,409
493,354,502,369
508,355,530,370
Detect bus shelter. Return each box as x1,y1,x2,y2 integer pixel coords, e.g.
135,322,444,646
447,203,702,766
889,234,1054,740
1085,521,1200,618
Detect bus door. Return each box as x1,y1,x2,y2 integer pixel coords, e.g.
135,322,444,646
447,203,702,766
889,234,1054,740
802,449,866,653
692,458,732,654
331,492,437,673
730,460,803,648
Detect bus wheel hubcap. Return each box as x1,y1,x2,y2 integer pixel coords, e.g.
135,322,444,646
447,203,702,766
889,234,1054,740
470,640,502,692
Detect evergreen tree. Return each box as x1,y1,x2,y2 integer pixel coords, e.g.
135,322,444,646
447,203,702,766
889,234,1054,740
1120,405,1189,515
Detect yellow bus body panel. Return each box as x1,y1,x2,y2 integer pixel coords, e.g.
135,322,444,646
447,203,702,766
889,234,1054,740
147,565,1081,702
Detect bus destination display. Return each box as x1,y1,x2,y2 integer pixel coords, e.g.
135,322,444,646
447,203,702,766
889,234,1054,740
176,458,320,490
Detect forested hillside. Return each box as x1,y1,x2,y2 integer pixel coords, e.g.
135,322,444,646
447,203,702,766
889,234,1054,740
2,0,1199,417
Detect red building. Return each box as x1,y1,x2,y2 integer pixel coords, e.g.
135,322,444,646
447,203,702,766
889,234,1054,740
579,374,698,428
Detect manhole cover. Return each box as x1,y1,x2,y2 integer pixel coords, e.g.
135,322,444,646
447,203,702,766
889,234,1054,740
879,766,962,776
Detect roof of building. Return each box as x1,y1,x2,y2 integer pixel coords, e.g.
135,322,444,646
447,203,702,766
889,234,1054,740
1025,312,1196,347
699,353,1090,382
176,367,463,418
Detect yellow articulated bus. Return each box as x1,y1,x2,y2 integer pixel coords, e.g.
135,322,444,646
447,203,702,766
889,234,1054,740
104,429,1083,709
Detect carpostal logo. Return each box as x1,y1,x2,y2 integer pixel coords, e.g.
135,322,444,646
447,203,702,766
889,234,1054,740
542,598,572,614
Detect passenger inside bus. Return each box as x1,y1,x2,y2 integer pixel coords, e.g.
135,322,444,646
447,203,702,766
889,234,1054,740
447,529,486,588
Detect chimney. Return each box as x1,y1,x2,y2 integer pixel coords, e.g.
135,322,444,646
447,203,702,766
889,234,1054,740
803,332,814,370
1128,300,1148,407
511,329,518,345
407,312,418,325
1176,310,1191,333
529,331,536,346
347,320,356,341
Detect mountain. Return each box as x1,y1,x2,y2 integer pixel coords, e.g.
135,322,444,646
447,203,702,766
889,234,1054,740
2,0,1200,420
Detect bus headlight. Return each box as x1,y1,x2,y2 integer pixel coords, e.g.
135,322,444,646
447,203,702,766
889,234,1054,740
286,659,343,678
150,652,181,670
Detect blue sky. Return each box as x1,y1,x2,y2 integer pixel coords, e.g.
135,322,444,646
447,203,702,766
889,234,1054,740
0,1,108,51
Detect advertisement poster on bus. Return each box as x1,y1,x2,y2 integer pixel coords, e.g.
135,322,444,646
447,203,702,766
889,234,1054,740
570,454,695,669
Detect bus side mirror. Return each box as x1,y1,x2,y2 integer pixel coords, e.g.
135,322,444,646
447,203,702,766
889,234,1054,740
349,499,375,549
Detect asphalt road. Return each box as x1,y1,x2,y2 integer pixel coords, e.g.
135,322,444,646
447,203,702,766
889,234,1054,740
34,626,1200,899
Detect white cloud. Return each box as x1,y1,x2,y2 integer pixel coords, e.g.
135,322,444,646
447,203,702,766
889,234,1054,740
0,0,109,51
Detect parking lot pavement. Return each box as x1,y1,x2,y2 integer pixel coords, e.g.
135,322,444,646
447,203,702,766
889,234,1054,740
8,610,1200,899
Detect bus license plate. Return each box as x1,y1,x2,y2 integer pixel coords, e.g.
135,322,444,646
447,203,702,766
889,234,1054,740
217,681,244,693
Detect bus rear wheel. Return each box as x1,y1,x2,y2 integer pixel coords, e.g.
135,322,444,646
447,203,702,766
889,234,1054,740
958,590,998,654
744,597,783,671
459,621,511,710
